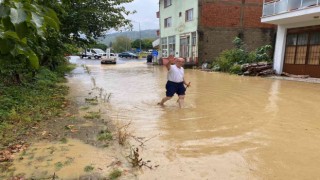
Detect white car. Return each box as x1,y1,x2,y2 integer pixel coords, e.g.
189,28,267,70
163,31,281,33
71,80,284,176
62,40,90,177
101,53,117,64
80,48,106,59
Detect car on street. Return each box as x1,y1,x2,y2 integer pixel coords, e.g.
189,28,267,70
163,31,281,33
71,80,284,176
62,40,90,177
101,53,117,64
80,48,106,59
118,52,138,59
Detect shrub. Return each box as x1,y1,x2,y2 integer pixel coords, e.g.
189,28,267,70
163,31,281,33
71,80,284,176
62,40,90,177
211,37,273,74
229,64,242,74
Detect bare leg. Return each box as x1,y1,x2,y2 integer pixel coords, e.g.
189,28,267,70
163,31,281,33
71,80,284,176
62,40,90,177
178,95,185,108
158,96,172,106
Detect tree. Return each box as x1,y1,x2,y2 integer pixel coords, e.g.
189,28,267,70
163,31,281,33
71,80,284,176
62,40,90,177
131,39,142,49
0,0,60,83
142,38,154,50
112,36,131,53
89,43,108,50
131,38,155,50
0,0,135,84
56,0,135,46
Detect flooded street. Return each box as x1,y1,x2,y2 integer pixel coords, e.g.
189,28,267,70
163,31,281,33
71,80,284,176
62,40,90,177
66,56,320,179
10,56,320,179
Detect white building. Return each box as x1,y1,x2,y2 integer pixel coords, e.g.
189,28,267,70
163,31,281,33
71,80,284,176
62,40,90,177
158,0,198,65
262,0,320,77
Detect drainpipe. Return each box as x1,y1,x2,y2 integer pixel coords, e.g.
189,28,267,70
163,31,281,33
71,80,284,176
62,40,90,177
286,0,289,11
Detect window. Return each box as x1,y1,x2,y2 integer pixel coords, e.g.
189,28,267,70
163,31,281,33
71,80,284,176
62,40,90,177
185,9,193,22
164,17,172,28
161,37,168,57
285,32,320,65
164,0,172,8
168,36,175,56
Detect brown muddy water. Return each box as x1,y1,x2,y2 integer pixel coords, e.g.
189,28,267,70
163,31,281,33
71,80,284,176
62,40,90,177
7,56,320,179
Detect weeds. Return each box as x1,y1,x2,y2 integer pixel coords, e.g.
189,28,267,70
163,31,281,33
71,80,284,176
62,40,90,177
128,147,153,169
85,97,98,105
55,162,64,170
109,169,122,180
84,165,94,172
117,121,132,146
0,68,70,147
60,137,68,144
97,130,113,141
84,111,101,119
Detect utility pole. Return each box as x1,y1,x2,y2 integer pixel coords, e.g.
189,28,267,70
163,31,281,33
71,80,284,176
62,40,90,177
139,22,141,55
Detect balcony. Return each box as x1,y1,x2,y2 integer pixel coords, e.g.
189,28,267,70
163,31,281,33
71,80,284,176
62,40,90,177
263,0,319,17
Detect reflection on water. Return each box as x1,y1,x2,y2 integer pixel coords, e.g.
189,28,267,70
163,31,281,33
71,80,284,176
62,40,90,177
265,80,280,115
70,57,320,179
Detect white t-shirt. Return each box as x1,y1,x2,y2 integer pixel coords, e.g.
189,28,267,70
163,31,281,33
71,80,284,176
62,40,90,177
167,65,184,83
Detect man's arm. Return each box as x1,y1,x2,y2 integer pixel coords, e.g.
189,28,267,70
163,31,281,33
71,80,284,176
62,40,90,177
166,57,175,70
165,60,171,70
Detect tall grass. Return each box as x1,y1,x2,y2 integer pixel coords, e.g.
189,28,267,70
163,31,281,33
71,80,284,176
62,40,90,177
0,65,74,148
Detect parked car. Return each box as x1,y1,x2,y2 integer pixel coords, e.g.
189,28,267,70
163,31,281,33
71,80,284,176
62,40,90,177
80,48,106,59
118,52,138,59
101,57,116,64
101,53,117,64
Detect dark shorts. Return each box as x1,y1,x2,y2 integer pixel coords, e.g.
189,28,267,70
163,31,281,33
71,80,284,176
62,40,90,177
166,81,186,97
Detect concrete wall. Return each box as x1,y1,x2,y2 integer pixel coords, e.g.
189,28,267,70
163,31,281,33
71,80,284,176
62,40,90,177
198,0,276,63
159,0,198,37
159,0,198,58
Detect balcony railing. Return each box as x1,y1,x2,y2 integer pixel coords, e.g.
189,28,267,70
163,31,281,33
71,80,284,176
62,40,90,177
263,0,320,17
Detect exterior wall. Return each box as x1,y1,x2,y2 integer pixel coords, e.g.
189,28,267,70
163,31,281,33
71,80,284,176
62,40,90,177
198,0,276,63
272,21,320,75
273,25,287,74
159,0,198,60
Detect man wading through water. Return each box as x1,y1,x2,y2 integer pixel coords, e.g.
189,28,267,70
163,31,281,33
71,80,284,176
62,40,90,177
158,57,190,108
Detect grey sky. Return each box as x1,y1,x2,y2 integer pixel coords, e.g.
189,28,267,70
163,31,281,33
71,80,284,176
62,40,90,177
123,0,159,31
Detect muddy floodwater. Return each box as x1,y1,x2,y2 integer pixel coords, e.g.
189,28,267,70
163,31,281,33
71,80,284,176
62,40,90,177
67,56,320,180
8,56,320,179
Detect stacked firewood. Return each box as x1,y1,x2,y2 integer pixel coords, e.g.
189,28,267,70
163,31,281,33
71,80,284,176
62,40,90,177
241,62,275,76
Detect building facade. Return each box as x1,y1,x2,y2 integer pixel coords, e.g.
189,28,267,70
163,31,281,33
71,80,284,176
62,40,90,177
159,0,199,65
158,0,275,65
262,0,320,77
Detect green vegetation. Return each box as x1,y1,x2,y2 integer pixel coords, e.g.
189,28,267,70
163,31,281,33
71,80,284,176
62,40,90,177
112,36,132,53
84,111,101,119
97,130,113,141
0,0,133,147
84,165,94,172
131,38,154,50
0,68,70,147
109,169,122,180
212,37,273,74
60,137,68,144
55,161,64,171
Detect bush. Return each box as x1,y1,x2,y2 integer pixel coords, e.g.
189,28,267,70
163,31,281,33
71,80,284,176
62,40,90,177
229,64,242,74
211,37,273,74
213,48,248,72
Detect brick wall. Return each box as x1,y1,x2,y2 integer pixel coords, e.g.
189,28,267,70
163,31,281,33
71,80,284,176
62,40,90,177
198,0,275,63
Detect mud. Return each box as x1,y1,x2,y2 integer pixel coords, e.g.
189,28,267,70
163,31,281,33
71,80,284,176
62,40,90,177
4,56,320,179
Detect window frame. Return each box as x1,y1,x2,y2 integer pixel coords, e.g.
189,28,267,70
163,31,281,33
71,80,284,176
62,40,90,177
185,8,193,22
164,0,172,8
164,17,172,28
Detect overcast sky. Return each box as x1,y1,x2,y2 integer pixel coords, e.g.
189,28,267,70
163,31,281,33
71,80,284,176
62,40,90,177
123,0,159,31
